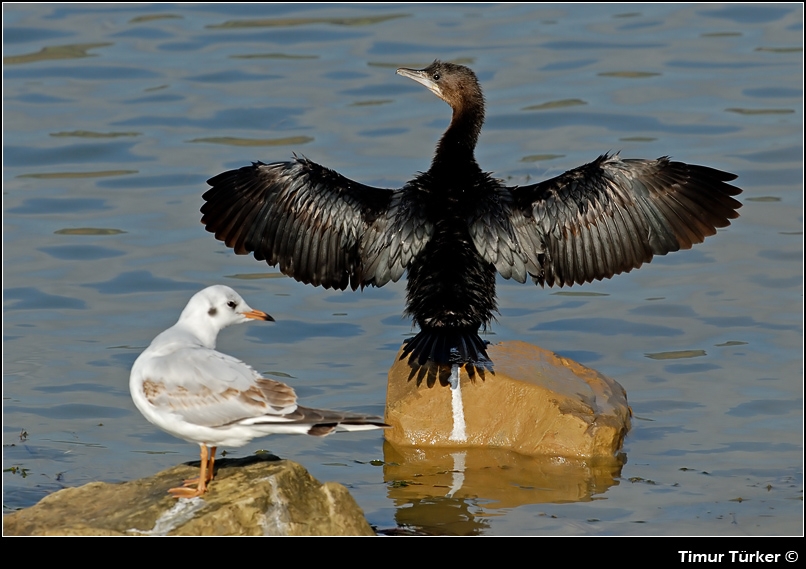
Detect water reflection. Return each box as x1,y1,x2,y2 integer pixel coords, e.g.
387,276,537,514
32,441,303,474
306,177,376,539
383,444,626,535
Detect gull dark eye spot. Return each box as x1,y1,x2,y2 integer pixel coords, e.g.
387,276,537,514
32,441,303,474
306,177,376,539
208,307,217,316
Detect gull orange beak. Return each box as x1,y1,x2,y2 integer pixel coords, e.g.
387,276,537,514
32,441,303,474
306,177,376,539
244,309,274,322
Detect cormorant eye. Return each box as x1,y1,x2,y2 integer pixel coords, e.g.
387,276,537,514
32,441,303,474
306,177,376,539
227,301,237,309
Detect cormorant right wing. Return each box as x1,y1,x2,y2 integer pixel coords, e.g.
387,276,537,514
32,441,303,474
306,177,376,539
472,153,742,287
201,157,432,290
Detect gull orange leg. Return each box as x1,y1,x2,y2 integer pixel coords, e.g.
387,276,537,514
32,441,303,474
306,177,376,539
177,447,217,486
207,446,217,483
180,445,217,486
168,444,210,498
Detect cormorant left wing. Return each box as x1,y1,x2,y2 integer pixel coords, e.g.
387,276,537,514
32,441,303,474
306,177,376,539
472,153,742,287
201,157,431,290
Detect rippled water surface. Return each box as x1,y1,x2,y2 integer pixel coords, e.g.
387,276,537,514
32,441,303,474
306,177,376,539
3,4,802,535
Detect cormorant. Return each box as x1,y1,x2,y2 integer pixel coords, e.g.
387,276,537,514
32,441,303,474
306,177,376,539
201,60,742,371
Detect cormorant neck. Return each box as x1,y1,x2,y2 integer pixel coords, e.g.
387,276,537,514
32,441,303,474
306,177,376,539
432,100,484,171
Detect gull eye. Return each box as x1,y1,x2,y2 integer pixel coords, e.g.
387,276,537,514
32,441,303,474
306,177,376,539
227,301,237,309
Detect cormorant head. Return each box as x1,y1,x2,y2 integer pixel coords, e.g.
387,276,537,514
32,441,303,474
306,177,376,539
396,60,484,115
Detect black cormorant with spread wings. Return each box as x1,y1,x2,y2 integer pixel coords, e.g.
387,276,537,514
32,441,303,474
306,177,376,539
201,60,742,371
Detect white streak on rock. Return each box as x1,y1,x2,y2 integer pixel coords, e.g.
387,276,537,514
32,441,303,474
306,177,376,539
128,496,205,535
261,476,291,536
448,364,466,442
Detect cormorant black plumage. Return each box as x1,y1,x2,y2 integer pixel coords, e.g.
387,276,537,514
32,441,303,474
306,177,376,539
201,60,742,370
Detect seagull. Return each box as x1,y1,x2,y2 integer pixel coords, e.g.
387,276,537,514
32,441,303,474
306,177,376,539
129,285,388,498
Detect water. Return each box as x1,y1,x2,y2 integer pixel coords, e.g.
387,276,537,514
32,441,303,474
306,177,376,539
3,4,802,536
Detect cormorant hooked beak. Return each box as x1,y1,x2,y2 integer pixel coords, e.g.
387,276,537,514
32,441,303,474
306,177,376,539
397,65,443,100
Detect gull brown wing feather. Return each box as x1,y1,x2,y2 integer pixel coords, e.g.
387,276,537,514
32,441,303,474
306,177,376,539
202,157,431,290
475,153,741,287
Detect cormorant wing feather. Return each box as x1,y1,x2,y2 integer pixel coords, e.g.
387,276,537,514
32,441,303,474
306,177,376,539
466,175,530,283
482,153,742,287
202,157,431,290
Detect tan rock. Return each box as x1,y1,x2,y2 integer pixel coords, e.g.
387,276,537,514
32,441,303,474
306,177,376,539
3,455,375,536
384,340,631,457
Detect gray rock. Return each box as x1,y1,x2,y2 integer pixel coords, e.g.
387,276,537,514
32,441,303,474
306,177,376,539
3,454,376,536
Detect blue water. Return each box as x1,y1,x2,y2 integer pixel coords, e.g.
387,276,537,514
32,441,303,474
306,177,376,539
3,3,802,535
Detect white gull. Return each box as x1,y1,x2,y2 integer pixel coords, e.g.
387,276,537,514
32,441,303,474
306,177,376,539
130,285,387,498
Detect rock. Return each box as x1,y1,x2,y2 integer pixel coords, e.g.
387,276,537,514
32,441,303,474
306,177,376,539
3,455,376,536
384,340,631,457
